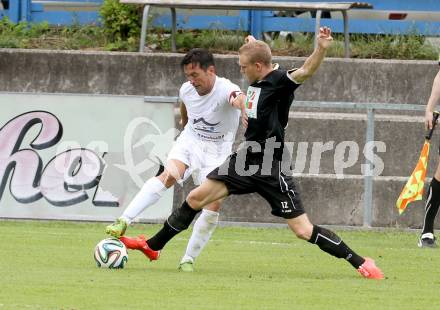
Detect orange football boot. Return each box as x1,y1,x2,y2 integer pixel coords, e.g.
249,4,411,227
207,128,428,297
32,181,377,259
119,235,160,261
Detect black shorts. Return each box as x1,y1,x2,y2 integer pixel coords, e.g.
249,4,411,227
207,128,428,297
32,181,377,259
207,151,304,219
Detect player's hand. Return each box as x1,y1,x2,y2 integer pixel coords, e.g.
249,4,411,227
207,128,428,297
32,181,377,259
317,27,333,49
425,110,435,131
241,109,248,129
245,35,256,44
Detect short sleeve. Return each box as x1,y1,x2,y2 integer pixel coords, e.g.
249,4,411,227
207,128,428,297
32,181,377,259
223,80,242,106
286,69,302,86
277,69,301,92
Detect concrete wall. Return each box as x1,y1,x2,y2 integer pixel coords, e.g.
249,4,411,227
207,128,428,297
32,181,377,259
1,48,439,228
1,49,437,104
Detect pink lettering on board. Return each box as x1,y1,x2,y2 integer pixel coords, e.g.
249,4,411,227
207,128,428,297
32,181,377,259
0,111,117,207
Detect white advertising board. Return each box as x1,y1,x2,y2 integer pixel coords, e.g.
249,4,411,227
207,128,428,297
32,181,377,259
0,92,176,222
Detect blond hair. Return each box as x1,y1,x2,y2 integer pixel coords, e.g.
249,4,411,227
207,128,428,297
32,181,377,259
239,40,272,66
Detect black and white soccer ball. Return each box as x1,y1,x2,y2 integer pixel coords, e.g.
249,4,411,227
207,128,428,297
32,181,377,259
94,238,128,269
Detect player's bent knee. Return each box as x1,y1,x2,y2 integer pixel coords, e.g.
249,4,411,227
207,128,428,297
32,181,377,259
188,179,228,209
187,190,204,209
287,215,313,240
293,228,311,240
157,170,178,188
288,223,313,240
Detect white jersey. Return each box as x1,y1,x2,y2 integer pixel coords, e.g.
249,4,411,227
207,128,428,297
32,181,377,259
168,76,241,185
179,76,241,147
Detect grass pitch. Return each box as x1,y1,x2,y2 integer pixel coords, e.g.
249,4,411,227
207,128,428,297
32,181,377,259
1,220,440,310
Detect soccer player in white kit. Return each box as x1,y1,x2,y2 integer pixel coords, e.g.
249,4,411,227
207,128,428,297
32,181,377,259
106,48,245,271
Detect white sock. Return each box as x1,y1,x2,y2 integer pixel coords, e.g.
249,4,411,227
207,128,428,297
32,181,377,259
181,209,219,264
121,177,167,224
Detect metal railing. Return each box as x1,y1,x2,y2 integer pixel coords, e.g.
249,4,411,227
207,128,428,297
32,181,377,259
293,101,425,227
122,0,372,56
3,0,440,40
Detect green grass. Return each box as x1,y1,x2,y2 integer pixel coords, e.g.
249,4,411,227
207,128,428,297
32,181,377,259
0,19,109,50
1,220,440,309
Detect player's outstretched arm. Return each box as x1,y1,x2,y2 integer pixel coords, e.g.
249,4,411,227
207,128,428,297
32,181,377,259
425,70,440,130
290,27,333,84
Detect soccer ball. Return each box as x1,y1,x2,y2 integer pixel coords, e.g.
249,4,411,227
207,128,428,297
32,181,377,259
94,238,128,269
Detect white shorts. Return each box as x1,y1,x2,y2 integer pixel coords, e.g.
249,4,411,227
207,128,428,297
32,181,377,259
167,130,232,185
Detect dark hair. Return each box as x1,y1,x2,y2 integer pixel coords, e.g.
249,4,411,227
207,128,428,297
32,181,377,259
180,48,215,70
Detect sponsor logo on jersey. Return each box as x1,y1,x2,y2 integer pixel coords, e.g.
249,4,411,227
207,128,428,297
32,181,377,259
193,117,220,133
245,86,261,119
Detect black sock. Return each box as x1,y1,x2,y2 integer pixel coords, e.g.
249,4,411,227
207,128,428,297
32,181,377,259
147,200,200,251
146,220,179,251
308,225,365,269
422,177,440,235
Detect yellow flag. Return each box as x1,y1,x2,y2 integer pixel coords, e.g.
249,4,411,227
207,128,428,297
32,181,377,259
396,141,430,214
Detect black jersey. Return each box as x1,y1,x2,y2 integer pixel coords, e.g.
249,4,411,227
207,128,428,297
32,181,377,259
207,69,304,219
244,68,301,159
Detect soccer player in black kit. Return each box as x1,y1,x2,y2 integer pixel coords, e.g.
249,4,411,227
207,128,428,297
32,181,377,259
125,27,384,279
